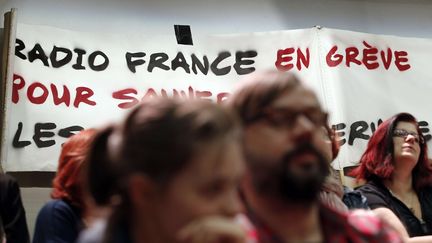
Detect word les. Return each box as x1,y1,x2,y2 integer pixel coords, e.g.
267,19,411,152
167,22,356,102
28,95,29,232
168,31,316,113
13,122,83,148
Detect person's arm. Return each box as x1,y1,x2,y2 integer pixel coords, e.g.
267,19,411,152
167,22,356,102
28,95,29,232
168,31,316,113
407,236,432,243
373,207,432,243
0,174,30,243
373,208,409,239
177,216,246,243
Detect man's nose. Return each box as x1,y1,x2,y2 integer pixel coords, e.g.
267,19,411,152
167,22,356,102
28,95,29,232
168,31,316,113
291,114,315,142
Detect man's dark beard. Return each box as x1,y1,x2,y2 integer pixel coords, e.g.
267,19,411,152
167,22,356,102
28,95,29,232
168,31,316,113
252,143,329,203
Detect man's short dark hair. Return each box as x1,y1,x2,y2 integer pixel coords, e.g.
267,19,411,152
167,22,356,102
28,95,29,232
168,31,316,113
227,70,301,125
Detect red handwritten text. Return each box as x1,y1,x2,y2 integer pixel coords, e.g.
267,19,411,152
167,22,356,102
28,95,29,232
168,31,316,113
326,41,411,71
275,47,310,71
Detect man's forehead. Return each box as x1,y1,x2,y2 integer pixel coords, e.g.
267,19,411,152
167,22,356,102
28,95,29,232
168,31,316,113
270,86,321,110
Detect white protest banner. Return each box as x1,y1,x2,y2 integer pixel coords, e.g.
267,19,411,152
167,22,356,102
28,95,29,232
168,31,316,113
2,23,432,172
1,23,321,171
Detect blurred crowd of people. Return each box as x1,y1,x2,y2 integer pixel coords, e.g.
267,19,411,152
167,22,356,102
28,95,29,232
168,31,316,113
1,70,432,243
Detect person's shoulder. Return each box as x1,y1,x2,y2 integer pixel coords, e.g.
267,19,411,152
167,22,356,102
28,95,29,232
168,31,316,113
342,186,369,210
42,199,71,211
0,173,19,189
0,174,21,202
346,209,403,242
355,181,390,203
37,199,78,220
0,173,16,182
356,180,382,192
37,200,61,217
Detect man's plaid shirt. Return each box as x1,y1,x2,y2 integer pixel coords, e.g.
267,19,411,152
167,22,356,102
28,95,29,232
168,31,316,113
236,203,403,243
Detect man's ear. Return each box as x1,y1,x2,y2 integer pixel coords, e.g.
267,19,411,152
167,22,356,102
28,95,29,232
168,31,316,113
127,173,158,209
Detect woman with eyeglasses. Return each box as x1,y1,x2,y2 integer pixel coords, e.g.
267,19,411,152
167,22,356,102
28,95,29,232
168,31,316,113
352,112,432,237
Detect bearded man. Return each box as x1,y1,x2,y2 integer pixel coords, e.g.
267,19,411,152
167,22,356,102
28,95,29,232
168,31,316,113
227,71,402,243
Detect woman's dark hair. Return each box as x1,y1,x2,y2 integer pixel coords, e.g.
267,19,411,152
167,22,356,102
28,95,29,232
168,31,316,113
85,98,241,243
86,97,241,205
84,126,116,206
351,112,432,191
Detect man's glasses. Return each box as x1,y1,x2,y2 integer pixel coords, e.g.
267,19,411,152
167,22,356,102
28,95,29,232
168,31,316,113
393,129,424,144
253,108,328,129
